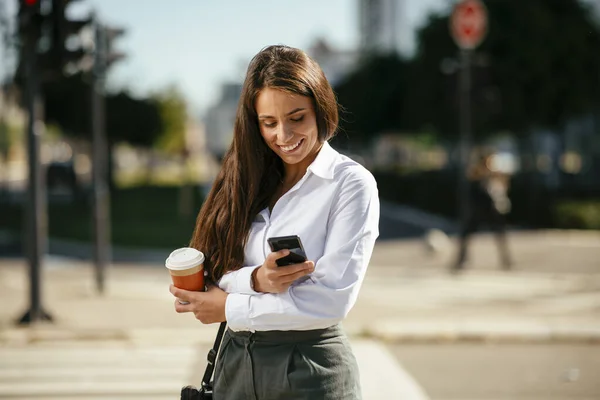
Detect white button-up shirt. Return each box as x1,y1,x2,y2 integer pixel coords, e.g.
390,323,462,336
218,141,380,331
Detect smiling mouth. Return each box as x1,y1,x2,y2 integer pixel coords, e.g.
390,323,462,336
279,138,304,153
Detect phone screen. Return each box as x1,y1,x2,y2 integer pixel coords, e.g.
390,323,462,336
267,235,307,267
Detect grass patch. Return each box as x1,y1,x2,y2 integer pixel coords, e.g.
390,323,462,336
0,186,204,249
553,200,600,230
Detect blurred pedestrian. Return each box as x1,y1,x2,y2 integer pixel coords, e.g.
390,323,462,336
169,45,379,399
452,150,513,272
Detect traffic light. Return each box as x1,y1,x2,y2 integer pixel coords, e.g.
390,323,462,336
50,0,92,72
89,24,126,80
18,0,43,40
100,26,126,70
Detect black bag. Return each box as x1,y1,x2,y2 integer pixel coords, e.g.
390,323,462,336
180,322,227,400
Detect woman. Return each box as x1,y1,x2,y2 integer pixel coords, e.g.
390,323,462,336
170,45,380,399
452,150,513,272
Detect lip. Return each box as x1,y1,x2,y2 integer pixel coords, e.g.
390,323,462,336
278,138,304,154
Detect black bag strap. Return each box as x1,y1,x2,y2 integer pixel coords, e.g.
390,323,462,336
200,321,227,390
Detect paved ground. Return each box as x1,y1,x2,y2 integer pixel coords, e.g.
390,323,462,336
391,343,600,400
351,230,600,342
0,230,598,399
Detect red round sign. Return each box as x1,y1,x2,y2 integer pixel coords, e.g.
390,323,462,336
450,0,488,50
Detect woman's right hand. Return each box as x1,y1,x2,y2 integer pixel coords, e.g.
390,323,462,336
252,250,315,294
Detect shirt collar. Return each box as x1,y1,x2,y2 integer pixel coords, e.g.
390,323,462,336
307,141,337,180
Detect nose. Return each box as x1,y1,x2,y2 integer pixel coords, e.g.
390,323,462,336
276,123,294,143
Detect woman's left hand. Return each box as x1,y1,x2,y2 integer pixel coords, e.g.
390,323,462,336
169,284,228,324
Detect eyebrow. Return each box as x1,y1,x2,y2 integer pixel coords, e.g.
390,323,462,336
258,108,306,119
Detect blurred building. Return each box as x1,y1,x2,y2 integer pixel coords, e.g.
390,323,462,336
359,0,409,56
308,39,360,87
184,118,219,184
203,82,242,160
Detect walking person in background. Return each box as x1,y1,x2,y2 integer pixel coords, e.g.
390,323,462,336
169,45,380,399
452,150,513,272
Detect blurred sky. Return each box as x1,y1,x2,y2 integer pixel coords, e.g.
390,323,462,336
2,0,449,115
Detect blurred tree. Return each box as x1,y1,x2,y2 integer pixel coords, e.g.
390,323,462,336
337,0,600,145
105,91,163,148
408,0,600,138
43,73,163,147
43,73,163,188
334,54,409,146
152,85,188,154
402,0,600,227
150,85,196,217
43,73,91,136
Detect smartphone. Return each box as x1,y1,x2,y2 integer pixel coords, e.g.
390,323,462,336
267,235,308,267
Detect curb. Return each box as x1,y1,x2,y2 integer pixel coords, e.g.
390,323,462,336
364,321,600,344
0,327,221,346
4,322,600,346
0,229,169,263
379,201,458,233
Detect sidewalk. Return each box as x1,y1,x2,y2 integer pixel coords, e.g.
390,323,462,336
1,230,599,399
357,229,600,343
3,230,597,343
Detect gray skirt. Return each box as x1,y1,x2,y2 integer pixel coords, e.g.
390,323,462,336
213,324,361,400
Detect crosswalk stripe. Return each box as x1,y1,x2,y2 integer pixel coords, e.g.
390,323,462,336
0,382,186,397
0,368,187,380
0,345,203,399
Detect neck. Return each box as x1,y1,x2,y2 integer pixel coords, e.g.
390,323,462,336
282,142,323,185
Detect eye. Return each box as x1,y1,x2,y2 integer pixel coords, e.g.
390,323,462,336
291,115,304,123
263,121,276,128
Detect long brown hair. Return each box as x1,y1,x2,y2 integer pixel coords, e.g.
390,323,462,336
190,45,339,283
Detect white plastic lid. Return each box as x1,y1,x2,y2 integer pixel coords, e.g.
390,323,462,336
165,247,205,270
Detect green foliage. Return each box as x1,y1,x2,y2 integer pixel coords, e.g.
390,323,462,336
106,91,163,147
152,85,188,154
415,0,600,136
43,73,163,147
480,0,600,133
0,121,17,155
553,200,600,229
0,186,204,249
43,73,91,136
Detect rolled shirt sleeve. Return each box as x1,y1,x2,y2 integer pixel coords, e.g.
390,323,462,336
218,264,261,295
225,168,380,331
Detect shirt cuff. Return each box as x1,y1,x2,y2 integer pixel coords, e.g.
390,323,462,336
235,265,261,294
225,293,252,331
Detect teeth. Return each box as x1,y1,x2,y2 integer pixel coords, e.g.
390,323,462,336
281,140,302,152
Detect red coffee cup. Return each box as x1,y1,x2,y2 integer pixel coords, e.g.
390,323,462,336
166,248,205,303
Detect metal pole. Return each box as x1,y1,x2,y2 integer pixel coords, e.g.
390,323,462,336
91,19,110,294
458,49,472,229
19,24,52,324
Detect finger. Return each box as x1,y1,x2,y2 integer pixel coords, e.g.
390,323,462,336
279,267,314,285
169,284,191,303
266,250,290,268
275,261,314,277
174,299,193,313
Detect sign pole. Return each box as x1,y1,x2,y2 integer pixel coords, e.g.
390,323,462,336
458,49,472,230
449,0,487,234
19,12,52,325
91,16,111,295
